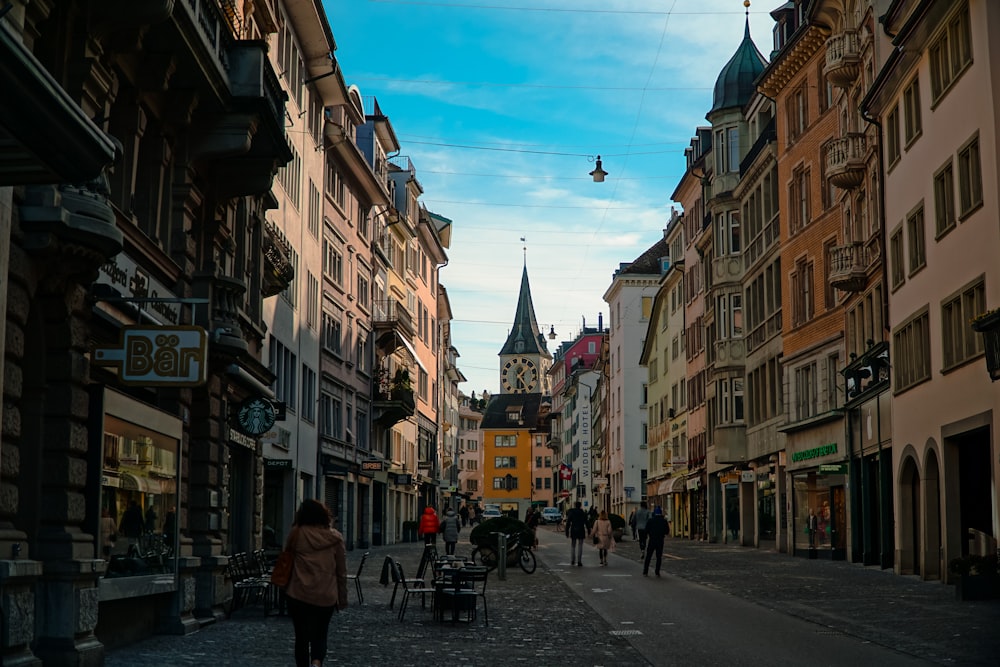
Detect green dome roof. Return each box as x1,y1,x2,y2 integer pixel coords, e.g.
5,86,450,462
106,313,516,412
710,18,767,114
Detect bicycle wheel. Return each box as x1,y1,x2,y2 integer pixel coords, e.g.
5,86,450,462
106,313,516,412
475,545,499,570
519,546,536,574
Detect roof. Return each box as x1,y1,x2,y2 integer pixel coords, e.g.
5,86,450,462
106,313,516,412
480,393,546,430
499,264,551,358
617,238,669,276
709,15,767,114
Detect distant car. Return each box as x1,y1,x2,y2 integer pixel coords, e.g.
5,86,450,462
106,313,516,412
481,508,503,521
541,507,562,524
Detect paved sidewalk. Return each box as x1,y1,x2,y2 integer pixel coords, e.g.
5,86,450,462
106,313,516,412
106,529,1000,666
105,538,645,667
589,526,1000,666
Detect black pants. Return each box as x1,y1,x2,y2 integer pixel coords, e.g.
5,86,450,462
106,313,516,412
638,528,648,551
643,541,664,574
287,596,336,667
445,540,456,555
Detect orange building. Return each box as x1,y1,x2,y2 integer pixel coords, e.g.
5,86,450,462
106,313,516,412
759,2,847,559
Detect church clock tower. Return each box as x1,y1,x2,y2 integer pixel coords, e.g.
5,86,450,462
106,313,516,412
499,264,551,394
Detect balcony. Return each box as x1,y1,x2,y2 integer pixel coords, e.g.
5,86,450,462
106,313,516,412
192,272,248,357
373,298,414,340
825,133,867,190
824,30,861,87
713,425,747,465
828,242,872,293
713,338,746,370
262,220,295,297
373,387,415,427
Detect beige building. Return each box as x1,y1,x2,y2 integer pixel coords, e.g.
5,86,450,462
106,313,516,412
863,0,997,581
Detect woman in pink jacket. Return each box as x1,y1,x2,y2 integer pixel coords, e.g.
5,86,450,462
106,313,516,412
285,499,348,667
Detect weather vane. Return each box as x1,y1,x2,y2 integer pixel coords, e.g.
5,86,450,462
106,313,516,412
520,236,526,263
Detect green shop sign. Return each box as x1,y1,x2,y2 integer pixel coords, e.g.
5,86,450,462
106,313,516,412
791,443,838,462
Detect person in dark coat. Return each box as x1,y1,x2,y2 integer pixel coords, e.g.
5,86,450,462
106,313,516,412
417,506,440,545
643,506,670,577
440,508,461,555
565,501,588,566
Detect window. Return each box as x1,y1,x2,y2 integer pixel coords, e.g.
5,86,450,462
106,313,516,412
906,203,926,275
418,369,428,401
357,273,370,310
716,210,741,255
823,239,837,311
641,296,653,320
787,82,808,143
301,365,316,423
269,337,297,413
306,272,318,329
929,3,972,101
319,393,333,436
957,134,982,218
890,226,905,289
356,329,369,373
826,354,839,410
308,180,320,239
893,308,931,392
495,435,517,447
941,278,985,369
714,126,740,173
280,248,298,307
323,239,343,286
493,476,518,490
933,159,956,237
886,105,901,166
717,293,743,339
322,309,342,356
789,167,810,233
356,402,369,450
902,77,921,146
791,259,814,326
494,456,517,468
794,362,817,421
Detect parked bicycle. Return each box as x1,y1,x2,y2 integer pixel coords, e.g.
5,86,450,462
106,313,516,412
471,531,536,574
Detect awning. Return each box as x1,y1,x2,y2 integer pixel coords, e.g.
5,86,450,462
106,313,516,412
669,476,687,494
119,473,163,495
394,333,428,373
0,20,115,184
656,479,672,495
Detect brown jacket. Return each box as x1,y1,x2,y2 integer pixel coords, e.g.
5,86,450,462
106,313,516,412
284,524,348,609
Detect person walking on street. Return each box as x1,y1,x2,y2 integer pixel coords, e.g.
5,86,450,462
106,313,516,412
635,501,651,554
418,506,440,545
526,506,541,547
591,510,614,566
284,499,348,667
441,507,461,555
628,509,637,540
565,501,588,566
468,506,477,526
459,504,469,527
643,506,670,577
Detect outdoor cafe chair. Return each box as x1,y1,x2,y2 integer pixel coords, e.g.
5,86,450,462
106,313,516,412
392,559,437,622
345,551,369,604
435,565,489,625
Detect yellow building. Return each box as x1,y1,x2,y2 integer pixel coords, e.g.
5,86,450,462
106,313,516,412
481,264,552,516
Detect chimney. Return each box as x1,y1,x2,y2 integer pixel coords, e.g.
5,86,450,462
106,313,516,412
598,312,603,331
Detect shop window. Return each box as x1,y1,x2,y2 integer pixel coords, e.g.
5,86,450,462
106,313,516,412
98,390,180,590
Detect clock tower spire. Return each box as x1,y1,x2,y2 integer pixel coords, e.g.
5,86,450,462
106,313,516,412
499,262,551,394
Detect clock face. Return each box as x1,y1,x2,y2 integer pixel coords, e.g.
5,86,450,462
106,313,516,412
501,357,538,393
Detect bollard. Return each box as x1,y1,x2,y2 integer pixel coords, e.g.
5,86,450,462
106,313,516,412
493,532,507,581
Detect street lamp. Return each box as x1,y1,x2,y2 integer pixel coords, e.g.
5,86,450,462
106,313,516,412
589,155,608,183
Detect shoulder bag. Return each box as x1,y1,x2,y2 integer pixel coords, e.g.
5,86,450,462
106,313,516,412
271,528,298,587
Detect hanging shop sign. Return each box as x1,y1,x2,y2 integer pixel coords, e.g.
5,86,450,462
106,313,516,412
232,396,278,436
741,471,756,483
361,459,385,473
93,326,207,386
264,458,293,469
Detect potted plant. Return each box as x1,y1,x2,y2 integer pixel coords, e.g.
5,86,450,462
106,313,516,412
948,553,1000,601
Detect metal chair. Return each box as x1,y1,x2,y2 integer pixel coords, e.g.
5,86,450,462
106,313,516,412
436,565,489,625
345,551,369,604
393,559,437,622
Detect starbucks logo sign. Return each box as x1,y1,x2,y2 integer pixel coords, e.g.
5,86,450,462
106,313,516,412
234,397,277,436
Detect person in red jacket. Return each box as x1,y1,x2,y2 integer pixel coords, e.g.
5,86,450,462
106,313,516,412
418,506,440,545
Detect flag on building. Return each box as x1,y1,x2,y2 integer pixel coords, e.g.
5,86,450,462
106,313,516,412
559,462,572,480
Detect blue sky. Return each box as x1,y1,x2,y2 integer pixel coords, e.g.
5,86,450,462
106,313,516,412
325,1,775,395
